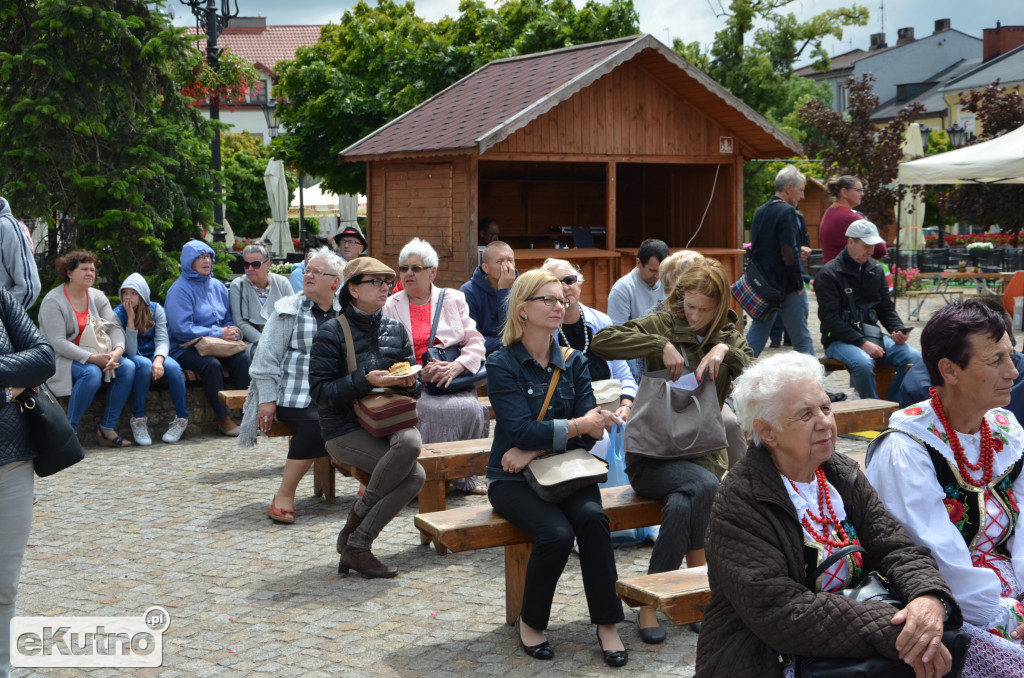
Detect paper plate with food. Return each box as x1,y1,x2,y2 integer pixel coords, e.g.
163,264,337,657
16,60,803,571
381,361,422,378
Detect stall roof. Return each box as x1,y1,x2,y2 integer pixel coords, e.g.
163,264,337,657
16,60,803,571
340,34,801,161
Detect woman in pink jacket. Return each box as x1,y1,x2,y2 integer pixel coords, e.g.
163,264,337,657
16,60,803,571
384,238,490,494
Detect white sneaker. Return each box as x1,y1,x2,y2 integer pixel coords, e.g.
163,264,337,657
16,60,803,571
130,417,152,446
163,418,188,444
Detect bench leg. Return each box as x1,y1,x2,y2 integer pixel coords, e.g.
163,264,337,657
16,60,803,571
312,457,335,504
417,480,448,554
505,542,532,625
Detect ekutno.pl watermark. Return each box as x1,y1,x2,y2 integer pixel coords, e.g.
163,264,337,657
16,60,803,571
11,606,170,668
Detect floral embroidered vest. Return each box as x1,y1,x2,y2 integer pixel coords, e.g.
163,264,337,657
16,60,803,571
924,445,1022,557
801,520,865,592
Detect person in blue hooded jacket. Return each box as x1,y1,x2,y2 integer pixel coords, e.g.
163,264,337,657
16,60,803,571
113,273,189,445
165,240,250,436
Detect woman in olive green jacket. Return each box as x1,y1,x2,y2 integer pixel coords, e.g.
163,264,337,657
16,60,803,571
592,257,753,643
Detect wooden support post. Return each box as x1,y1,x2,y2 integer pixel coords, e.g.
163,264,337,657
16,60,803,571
606,160,617,250
505,542,533,625
313,456,335,504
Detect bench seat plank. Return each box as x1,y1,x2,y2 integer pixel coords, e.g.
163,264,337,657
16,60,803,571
615,567,710,626
832,399,899,434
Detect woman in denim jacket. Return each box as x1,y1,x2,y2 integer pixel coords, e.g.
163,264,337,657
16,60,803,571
485,269,627,668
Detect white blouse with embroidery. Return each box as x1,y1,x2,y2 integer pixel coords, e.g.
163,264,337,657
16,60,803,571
865,401,1024,637
783,473,852,592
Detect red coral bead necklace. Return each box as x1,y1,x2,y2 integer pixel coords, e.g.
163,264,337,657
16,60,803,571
788,467,852,549
930,387,994,488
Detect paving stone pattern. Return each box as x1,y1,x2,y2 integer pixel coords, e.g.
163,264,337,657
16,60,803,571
12,291,997,677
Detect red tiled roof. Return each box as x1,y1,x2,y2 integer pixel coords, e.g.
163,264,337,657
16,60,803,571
187,25,322,73
341,35,800,160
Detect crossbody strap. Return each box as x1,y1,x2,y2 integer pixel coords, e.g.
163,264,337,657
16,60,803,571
426,288,446,350
336,315,358,375
806,544,867,589
537,346,574,421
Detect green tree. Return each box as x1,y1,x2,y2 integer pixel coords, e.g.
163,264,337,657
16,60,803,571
221,132,299,237
797,74,923,232
0,0,223,292
702,0,867,115
272,0,640,196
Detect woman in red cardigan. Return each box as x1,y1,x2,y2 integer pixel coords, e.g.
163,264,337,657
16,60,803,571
819,175,887,264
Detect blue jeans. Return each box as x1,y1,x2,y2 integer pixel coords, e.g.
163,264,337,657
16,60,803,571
68,359,135,432
825,335,921,400
746,290,814,357
125,354,189,420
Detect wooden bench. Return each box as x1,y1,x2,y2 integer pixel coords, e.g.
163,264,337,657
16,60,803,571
832,398,899,434
414,484,664,624
616,566,711,626
820,358,907,400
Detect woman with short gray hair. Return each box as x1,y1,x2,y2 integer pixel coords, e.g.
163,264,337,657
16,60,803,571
229,243,293,356
697,352,960,676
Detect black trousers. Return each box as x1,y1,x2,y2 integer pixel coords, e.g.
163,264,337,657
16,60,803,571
176,349,251,418
276,404,326,460
488,480,623,630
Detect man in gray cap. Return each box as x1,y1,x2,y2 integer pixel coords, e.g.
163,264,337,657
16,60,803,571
814,219,920,399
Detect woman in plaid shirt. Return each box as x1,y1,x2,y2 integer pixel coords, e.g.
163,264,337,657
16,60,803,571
238,247,345,524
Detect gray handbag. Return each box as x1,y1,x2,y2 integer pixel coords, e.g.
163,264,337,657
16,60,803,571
624,366,728,460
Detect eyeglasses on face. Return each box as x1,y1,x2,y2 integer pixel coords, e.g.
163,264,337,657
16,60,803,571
242,260,268,269
557,275,579,286
195,253,213,261
398,265,429,274
527,295,569,308
358,277,395,289
338,238,362,247
304,268,337,279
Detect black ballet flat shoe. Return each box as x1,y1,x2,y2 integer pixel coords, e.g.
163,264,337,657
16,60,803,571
635,610,667,644
516,617,553,660
689,621,702,634
597,626,628,668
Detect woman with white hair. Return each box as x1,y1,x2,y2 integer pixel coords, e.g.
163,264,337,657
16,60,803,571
696,352,961,677
383,237,489,494
539,258,636,424
239,248,345,524
229,243,293,357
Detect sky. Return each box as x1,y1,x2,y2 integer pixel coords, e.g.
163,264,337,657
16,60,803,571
171,0,1012,65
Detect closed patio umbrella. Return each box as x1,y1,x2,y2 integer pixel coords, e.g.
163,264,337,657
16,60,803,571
261,158,294,255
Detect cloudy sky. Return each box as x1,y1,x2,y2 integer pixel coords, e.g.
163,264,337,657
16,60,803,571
172,0,1010,64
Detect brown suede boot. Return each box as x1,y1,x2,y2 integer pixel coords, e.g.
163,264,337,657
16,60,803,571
336,505,365,575
338,546,398,579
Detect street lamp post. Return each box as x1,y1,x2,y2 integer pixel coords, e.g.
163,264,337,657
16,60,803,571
181,0,240,239
947,122,969,148
262,98,305,243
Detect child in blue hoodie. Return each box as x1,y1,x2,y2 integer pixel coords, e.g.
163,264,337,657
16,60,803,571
113,273,189,444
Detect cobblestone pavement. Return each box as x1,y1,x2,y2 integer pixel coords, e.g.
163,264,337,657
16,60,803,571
10,291,1000,677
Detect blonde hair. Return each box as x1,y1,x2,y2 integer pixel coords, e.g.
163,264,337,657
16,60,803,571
667,257,731,346
501,269,560,346
659,250,704,299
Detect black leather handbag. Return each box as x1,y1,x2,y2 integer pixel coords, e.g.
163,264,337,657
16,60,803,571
798,545,970,678
18,385,85,477
420,289,485,395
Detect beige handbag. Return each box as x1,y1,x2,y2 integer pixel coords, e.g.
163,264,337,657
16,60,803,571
590,378,622,411
80,314,117,382
522,347,608,502
180,336,247,358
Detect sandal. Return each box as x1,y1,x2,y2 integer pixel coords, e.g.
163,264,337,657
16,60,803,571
266,496,295,524
97,428,131,448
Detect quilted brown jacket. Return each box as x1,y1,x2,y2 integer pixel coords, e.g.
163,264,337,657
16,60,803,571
695,444,962,677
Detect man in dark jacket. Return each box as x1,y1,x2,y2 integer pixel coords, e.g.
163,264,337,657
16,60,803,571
745,165,815,357
815,219,920,399
460,241,517,354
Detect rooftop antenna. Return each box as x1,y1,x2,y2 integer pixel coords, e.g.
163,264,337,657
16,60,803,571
879,0,886,34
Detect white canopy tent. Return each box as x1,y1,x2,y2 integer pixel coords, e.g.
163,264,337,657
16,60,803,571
898,122,1024,185
289,183,366,241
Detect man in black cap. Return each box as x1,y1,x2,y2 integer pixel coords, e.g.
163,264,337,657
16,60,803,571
333,225,367,264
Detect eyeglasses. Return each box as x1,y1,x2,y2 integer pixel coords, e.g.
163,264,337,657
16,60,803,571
357,278,395,289
556,275,579,286
527,295,569,308
338,238,362,247
398,265,429,274
195,253,213,261
304,268,337,279
242,260,268,269
850,187,866,193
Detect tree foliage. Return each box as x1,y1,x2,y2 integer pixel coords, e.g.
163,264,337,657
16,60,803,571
221,132,298,237
272,0,640,196
797,74,923,232
0,0,216,292
701,0,867,114
936,82,1024,237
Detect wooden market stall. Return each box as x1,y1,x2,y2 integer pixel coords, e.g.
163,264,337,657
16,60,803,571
339,35,802,311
